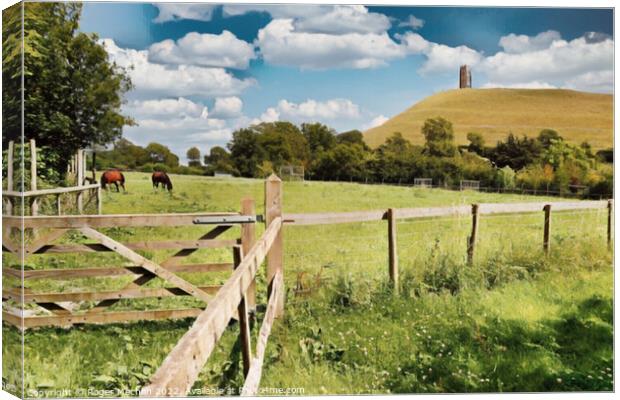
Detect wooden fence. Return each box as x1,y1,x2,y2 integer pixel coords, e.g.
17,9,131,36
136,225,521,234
283,199,613,291
2,140,101,217
1,174,285,396
1,172,612,395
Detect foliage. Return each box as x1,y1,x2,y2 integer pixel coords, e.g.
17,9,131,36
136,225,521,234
145,143,179,168
186,147,201,167
490,133,542,170
422,117,457,157
2,2,133,180
466,132,485,154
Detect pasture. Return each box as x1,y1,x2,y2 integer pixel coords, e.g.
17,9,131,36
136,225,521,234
2,172,613,395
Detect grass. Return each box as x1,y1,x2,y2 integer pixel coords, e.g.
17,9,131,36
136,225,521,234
2,172,613,396
363,88,613,149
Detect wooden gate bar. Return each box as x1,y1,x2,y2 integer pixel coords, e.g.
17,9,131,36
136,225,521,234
33,239,237,254
139,217,282,397
4,285,223,303
79,227,214,303
241,271,283,396
5,263,233,281
85,225,233,315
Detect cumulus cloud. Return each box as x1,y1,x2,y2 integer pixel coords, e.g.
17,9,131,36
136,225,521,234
253,98,362,125
225,4,390,34
400,32,482,73
498,30,561,54
153,4,217,23
565,70,613,93
148,31,255,69
481,81,557,89
212,97,244,118
101,39,255,98
398,15,425,30
257,19,403,69
364,115,389,130
399,30,612,92
293,5,391,34
481,34,613,89
125,98,209,119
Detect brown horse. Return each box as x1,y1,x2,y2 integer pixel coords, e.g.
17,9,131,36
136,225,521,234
152,171,173,192
100,169,126,192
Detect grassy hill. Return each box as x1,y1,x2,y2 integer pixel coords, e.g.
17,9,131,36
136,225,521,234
364,88,613,149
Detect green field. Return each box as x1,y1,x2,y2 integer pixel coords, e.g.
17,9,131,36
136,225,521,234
363,88,613,149
2,172,613,396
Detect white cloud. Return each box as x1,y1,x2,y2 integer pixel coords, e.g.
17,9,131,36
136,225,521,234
481,34,613,88
225,4,390,34
148,31,255,69
212,97,244,118
565,70,613,93
153,4,217,23
252,98,363,125
399,32,482,73
293,5,391,34
481,81,557,89
364,115,389,130
125,98,208,119
399,31,613,93
498,30,562,54
277,98,361,120
256,19,404,69
398,15,425,30
101,39,254,98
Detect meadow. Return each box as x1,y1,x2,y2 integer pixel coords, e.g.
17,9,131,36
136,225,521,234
2,172,613,396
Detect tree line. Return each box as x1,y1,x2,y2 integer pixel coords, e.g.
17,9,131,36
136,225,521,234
204,118,611,197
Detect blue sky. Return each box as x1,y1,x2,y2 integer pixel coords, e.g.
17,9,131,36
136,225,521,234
79,3,613,162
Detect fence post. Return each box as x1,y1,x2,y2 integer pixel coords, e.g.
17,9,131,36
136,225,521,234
6,140,14,215
77,150,84,214
30,139,38,216
241,198,256,311
607,200,613,249
543,204,552,255
467,204,479,265
233,246,252,377
265,174,284,317
97,185,102,215
56,194,62,216
387,208,399,294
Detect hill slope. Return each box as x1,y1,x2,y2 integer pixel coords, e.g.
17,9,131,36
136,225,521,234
364,88,613,149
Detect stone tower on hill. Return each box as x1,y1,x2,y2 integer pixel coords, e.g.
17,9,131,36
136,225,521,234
459,65,472,89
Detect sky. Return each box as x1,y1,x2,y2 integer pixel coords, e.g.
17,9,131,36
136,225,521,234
79,3,614,163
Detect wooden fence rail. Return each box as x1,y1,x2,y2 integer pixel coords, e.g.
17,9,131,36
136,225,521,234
283,199,612,290
2,140,101,216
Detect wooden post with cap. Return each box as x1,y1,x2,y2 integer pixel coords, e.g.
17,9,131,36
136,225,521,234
265,174,284,317
241,197,257,311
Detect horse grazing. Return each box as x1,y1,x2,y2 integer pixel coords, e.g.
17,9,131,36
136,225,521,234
100,169,126,192
152,171,173,192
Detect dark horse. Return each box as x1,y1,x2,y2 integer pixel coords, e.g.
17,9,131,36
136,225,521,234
100,169,126,192
152,171,173,192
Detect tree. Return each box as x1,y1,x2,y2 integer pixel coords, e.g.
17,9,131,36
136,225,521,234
422,117,456,157
186,147,201,167
204,146,238,175
466,132,485,154
2,2,133,178
337,130,369,149
537,129,562,148
145,142,179,168
302,123,337,154
491,133,542,170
